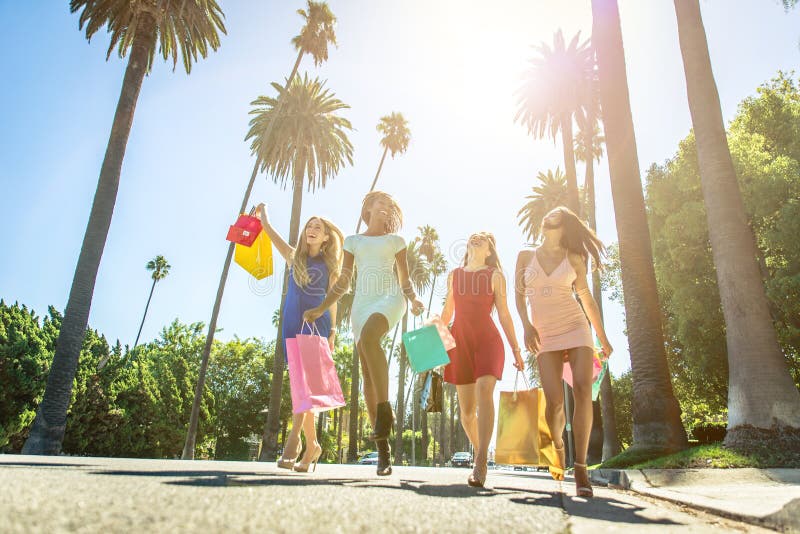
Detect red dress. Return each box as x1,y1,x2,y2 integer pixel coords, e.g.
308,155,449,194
444,267,505,385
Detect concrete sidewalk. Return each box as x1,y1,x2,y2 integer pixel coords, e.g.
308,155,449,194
591,468,800,532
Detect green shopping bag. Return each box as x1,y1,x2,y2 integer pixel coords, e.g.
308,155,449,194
402,317,450,373
592,359,608,401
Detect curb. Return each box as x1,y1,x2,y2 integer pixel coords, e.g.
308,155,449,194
590,469,799,533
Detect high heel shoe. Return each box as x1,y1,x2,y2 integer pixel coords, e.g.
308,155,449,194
573,462,594,498
549,442,565,481
369,402,395,441
376,439,392,476
277,442,302,470
468,461,487,488
293,443,322,473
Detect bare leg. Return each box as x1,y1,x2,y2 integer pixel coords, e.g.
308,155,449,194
474,375,497,466
567,347,594,465
357,341,377,427
299,411,319,463
456,383,478,448
278,412,304,467
538,351,566,480
359,314,391,404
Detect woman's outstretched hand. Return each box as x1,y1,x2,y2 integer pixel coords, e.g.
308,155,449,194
410,298,425,316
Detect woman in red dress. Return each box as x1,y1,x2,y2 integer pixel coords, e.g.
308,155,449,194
441,232,524,487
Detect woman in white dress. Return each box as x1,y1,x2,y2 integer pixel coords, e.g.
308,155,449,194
304,191,425,475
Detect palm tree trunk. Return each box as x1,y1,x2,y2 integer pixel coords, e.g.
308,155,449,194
674,0,800,441
22,14,157,455
355,145,389,233
591,0,688,453
394,312,409,462
133,278,157,349
448,385,456,455
560,114,581,214
181,51,304,460
260,171,305,460
584,125,622,460
440,390,447,461
336,407,344,463
421,393,429,462
347,345,360,462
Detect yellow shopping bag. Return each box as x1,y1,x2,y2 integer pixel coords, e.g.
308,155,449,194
495,374,557,466
234,229,274,280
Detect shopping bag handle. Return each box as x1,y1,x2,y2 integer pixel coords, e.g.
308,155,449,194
513,370,533,398
301,320,322,337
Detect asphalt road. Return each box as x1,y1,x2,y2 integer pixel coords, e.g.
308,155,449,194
0,455,769,533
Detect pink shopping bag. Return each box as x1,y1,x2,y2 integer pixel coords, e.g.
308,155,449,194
286,324,345,414
562,350,603,388
424,315,456,351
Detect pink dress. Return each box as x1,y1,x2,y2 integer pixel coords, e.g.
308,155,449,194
523,249,593,355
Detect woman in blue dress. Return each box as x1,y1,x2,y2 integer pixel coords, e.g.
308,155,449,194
257,203,344,472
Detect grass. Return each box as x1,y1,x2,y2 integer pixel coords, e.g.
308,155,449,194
599,443,800,470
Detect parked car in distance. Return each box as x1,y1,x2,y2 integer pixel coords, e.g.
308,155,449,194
357,452,378,465
450,451,473,468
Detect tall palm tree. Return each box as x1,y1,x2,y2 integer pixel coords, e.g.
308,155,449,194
355,113,411,233
517,168,569,243
250,74,354,461
23,0,225,455
574,89,621,461
133,255,171,349
416,225,439,262
181,1,337,460
516,30,593,214
591,0,687,454
394,240,431,462
347,111,411,462
674,0,800,444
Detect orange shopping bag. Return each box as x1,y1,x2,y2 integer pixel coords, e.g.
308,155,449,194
495,373,557,467
234,229,274,280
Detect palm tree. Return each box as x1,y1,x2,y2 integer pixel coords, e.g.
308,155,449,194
416,225,439,262
591,0,687,454
181,1,337,460
673,0,800,444
23,0,225,455
347,112,411,462
251,74,353,460
517,168,569,243
516,30,593,214
394,240,431,463
133,255,171,349
354,113,411,233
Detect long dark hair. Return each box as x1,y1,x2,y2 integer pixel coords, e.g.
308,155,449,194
540,207,605,271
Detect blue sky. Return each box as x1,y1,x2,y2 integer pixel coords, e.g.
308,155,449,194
2,1,799,406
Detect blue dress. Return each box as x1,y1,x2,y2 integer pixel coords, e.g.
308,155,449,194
282,254,332,346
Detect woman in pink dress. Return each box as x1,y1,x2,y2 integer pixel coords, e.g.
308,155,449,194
514,207,613,498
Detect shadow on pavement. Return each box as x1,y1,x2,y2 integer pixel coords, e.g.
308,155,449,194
495,486,681,526
0,461,91,469
158,472,497,499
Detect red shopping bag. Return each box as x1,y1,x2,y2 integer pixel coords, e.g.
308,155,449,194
286,324,345,414
424,315,456,351
226,213,262,247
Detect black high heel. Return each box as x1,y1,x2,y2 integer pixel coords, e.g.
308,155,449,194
369,401,395,441
376,439,392,476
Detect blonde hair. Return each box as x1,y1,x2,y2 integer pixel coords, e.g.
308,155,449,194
292,216,344,287
461,231,503,272
360,191,403,234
